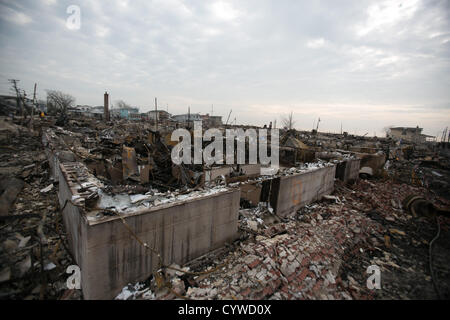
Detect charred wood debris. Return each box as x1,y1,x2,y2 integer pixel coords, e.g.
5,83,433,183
0,114,449,300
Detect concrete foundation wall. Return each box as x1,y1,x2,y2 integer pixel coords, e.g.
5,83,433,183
204,164,261,184
240,182,262,206
336,159,361,183
85,191,239,300
357,153,386,175
57,163,88,268
349,146,378,154
57,162,241,299
271,165,336,217
240,164,261,177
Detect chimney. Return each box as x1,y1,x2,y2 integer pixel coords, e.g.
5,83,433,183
104,91,110,121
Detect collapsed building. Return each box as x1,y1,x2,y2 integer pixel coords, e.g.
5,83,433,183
41,119,358,298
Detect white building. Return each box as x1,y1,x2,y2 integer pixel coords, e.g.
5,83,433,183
171,113,202,122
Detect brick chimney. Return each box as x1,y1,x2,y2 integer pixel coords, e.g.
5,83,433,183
104,91,110,121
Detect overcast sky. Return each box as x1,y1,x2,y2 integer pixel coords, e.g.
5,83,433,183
0,0,449,137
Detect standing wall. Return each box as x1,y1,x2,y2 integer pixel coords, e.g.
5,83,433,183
335,158,361,183
270,165,336,217
58,162,241,300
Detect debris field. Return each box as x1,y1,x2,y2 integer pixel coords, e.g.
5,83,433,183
1,115,449,300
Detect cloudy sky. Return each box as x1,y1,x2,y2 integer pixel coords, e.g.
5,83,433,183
0,0,449,137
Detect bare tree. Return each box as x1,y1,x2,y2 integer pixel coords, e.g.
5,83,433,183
281,111,296,130
46,90,75,115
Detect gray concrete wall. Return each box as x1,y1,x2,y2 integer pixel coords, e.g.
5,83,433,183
271,165,336,218
240,164,261,176
81,188,240,299
336,159,361,183
240,181,262,206
57,161,240,299
356,153,386,175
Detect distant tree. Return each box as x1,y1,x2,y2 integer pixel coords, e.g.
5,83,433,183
282,111,296,130
46,90,75,115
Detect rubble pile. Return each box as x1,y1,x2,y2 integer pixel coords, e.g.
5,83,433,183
1,115,450,300
0,120,76,299
386,158,450,200
50,124,182,190
116,178,450,300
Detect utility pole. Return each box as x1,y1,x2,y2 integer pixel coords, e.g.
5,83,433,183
441,127,447,143
22,91,28,122
225,109,232,126
166,104,169,130
32,83,36,104
30,83,37,129
155,97,158,131
211,104,213,116
8,79,22,121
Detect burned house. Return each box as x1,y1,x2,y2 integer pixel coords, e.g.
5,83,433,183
388,126,434,144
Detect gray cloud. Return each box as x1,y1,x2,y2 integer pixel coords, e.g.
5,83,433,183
0,0,448,136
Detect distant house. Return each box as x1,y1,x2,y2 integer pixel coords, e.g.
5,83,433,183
111,106,139,119
0,95,21,114
0,94,34,108
0,94,44,115
147,110,171,121
89,106,105,119
68,105,92,116
128,112,142,121
36,102,47,113
388,126,434,143
172,113,202,122
209,116,223,127
201,114,223,127
75,105,91,113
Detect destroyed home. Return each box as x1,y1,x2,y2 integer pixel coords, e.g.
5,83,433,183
201,114,223,128
110,106,140,120
147,110,171,121
171,113,202,123
387,126,435,144
0,0,449,308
